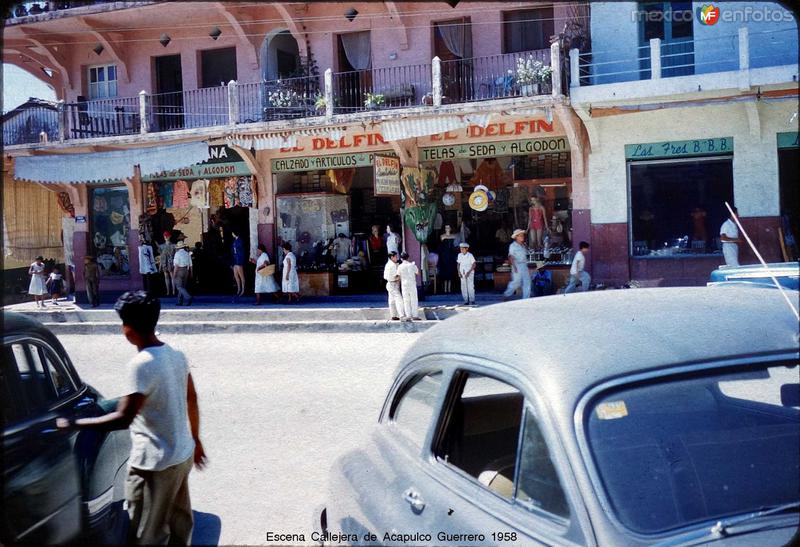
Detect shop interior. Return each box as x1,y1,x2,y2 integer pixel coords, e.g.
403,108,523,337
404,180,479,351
779,147,799,261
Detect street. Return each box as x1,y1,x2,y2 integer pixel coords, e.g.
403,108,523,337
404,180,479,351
59,332,422,545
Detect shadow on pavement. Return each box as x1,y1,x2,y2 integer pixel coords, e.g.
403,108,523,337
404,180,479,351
192,510,222,546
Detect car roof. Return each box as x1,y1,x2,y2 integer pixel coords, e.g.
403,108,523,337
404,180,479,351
401,287,799,413
3,311,53,339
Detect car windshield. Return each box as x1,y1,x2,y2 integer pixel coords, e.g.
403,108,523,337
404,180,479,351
585,364,800,534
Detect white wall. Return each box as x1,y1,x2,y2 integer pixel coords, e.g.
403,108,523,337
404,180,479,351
588,99,795,223
588,2,641,84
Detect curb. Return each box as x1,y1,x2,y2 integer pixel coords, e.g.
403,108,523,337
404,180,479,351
40,320,437,335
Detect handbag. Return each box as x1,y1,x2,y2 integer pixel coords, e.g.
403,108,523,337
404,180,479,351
258,264,276,277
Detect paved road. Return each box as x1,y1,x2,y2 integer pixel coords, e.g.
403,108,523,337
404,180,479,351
59,332,422,545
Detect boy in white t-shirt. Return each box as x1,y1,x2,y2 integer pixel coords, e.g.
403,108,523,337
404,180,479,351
565,241,591,294
58,291,207,545
456,242,477,305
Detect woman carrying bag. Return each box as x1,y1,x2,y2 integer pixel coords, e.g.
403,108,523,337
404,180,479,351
253,244,279,305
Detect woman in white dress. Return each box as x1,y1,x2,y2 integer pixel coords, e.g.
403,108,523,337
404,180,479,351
28,255,47,307
253,244,279,305
281,242,300,303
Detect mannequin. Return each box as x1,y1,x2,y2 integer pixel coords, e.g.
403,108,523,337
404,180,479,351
368,224,384,266
528,197,547,250
386,225,401,255
438,224,457,293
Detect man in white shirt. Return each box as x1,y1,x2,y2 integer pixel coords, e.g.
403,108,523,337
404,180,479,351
383,251,405,320
456,242,477,305
719,206,741,266
397,252,420,320
565,241,591,294
172,241,193,305
58,291,206,545
503,229,532,300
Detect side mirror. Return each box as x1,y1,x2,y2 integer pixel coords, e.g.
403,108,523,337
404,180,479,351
780,384,800,407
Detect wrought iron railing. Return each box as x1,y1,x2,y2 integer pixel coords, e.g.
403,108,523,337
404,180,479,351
2,105,59,145
65,96,139,138
332,63,431,113
148,87,228,132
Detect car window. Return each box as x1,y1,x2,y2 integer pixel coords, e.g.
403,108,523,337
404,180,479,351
0,356,24,425
435,373,570,519
516,409,570,518
32,344,76,400
391,371,443,447
7,343,49,411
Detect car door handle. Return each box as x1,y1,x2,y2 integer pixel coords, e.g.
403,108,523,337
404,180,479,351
402,488,425,512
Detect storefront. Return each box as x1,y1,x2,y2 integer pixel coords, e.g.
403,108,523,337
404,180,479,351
139,145,256,294
778,131,798,261
416,117,576,293
270,148,402,295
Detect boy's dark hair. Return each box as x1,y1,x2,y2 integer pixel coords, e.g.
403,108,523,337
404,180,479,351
257,244,267,252
282,242,292,251
579,241,590,250
114,291,161,335
400,252,410,260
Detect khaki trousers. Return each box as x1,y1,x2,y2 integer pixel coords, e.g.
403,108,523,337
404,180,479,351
126,456,193,545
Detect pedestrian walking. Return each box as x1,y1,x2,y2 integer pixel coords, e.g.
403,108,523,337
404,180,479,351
138,239,159,294
503,229,532,300
84,255,100,307
57,291,207,545
172,241,193,306
457,242,477,305
565,241,591,294
28,256,47,307
46,267,65,305
720,206,741,267
397,252,420,321
281,242,300,303
253,244,279,305
231,231,246,301
383,251,405,320
159,232,177,297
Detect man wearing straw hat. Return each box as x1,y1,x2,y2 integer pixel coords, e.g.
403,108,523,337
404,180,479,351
503,229,532,300
172,241,193,306
457,242,477,305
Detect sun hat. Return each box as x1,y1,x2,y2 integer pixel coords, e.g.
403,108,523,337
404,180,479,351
468,190,488,212
459,242,470,248
511,229,527,240
176,241,187,249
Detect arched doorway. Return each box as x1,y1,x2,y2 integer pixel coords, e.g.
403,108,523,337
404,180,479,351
260,30,301,82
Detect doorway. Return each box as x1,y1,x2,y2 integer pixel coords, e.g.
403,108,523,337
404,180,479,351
434,19,473,102
779,147,799,260
336,32,372,112
154,54,183,131
638,2,694,78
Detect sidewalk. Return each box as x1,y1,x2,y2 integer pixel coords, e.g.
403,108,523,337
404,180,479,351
5,292,504,334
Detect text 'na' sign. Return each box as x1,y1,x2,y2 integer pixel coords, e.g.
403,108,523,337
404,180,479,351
374,155,401,196
626,137,733,160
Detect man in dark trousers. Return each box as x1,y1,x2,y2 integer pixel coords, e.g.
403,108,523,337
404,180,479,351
58,291,207,545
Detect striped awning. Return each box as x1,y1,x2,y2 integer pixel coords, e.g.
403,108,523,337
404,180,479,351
380,114,492,141
13,141,210,184
227,126,348,150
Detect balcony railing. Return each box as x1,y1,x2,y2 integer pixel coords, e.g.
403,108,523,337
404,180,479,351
5,44,562,146
2,105,59,145
570,27,797,87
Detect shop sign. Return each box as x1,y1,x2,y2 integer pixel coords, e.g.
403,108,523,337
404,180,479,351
625,137,733,160
777,131,799,149
206,145,243,164
271,152,387,173
420,137,569,162
426,119,554,142
141,161,250,182
75,216,86,223
374,155,401,196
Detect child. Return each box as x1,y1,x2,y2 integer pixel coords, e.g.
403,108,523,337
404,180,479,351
456,242,477,305
397,252,421,321
28,255,47,308
46,267,65,305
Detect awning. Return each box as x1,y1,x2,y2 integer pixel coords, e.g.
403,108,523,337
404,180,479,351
13,141,210,184
227,126,347,151
380,114,492,141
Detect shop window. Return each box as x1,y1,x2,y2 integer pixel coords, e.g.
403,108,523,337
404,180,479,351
391,371,444,447
88,64,118,99
200,47,237,88
629,157,733,257
91,187,131,277
503,8,554,53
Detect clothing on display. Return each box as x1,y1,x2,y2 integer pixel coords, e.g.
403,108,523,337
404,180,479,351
172,180,191,208
438,238,457,281
223,178,238,208
470,158,504,192
138,245,158,274
145,183,158,215
159,183,174,208
190,179,210,209
209,179,225,207
437,161,458,186
236,177,254,207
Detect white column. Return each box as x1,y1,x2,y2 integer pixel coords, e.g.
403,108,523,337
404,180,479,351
324,68,334,119
650,38,661,80
57,99,66,141
738,27,750,91
569,48,580,88
550,42,562,96
227,80,239,125
432,56,442,106
138,90,149,134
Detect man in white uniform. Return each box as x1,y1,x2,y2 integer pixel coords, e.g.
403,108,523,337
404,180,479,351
565,241,591,294
397,252,420,320
383,251,405,320
456,242,477,305
719,206,741,266
503,229,531,300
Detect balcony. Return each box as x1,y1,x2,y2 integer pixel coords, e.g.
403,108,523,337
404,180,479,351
2,47,562,148
6,1,155,24
569,27,799,104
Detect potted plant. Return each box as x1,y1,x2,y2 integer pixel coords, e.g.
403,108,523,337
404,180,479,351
364,93,385,110
515,55,548,96
314,93,327,114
